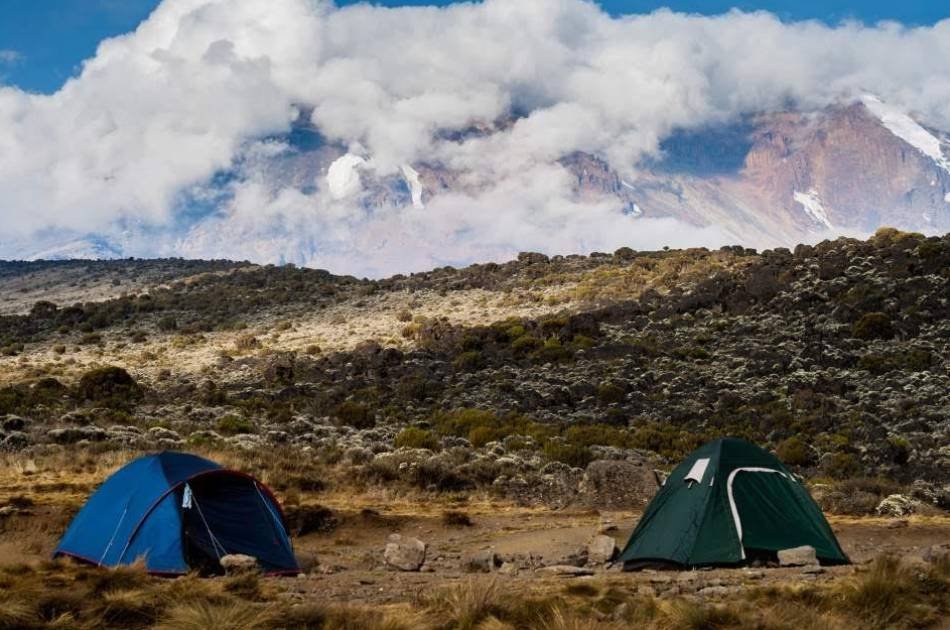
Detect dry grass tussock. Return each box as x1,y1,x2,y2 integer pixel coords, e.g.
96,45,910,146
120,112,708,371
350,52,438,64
0,553,946,629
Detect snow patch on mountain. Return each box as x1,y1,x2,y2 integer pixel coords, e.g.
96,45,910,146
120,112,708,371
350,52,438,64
326,154,367,199
401,164,425,209
862,95,950,175
794,189,834,230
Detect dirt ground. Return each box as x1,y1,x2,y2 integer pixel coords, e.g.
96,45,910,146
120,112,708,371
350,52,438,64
4,490,947,609
286,507,950,605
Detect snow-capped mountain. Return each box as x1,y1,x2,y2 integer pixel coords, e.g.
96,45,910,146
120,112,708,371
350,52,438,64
7,96,950,272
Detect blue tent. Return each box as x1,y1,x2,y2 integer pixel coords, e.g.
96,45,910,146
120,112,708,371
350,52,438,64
55,452,299,575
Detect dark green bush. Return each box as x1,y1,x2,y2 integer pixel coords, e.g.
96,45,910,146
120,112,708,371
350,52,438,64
510,335,542,355
542,442,593,469
564,424,631,449
453,351,485,372
157,316,178,332
775,436,812,466
333,401,374,429
76,367,142,403
216,415,254,435
824,452,862,479
394,427,439,450
857,349,932,374
530,338,571,363
596,383,625,405
852,312,894,340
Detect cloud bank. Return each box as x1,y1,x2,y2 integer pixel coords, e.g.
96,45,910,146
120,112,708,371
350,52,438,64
1,0,950,275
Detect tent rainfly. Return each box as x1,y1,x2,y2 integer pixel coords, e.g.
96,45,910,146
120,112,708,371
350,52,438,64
620,438,849,568
55,452,299,575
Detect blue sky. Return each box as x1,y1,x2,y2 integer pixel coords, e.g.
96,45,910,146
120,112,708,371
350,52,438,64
1,0,948,93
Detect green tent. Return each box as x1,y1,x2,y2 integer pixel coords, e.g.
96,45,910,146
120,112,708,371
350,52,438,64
620,438,848,568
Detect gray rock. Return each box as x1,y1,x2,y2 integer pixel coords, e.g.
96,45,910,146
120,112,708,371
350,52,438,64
147,426,182,442
579,459,659,508
587,535,618,565
462,549,496,573
384,534,426,571
220,554,259,574
778,545,818,567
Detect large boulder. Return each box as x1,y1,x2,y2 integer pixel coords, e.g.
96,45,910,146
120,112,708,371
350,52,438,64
587,535,618,565
384,534,426,571
579,459,659,509
777,546,818,567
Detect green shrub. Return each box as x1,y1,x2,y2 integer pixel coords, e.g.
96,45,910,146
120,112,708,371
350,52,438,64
630,423,707,460
568,335,596,350
596,383,625,405
530,338,571,363
216,415,254,435
157,315,177,332
394,427,439,450
430,408,552,445
505,324,526,340
775,436,812,466
852,312,894,340
78,333,102,345
542,442,593,469
468,426,501,448
77,367,142,403
564,424,631,449
333,401,374,429
857,349,932,374
825,452,861,479
452,351,485,372
1,343,24,356
510,335,542,355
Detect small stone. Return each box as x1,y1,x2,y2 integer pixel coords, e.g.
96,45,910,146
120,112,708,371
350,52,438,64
462,549,496,573
220,554,259,574
597,517,618,534
778,545,818,567
697,586,737,597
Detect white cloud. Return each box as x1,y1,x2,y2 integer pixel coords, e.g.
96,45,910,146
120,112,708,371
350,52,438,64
1,0,950,275
0,50,22,65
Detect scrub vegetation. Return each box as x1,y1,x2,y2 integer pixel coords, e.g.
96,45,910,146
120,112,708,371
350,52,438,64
0,231,948,627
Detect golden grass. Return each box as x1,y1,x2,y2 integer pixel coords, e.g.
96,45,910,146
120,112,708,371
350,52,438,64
0,553,944,630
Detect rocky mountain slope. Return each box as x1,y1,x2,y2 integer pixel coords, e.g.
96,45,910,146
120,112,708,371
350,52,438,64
0,229,947,513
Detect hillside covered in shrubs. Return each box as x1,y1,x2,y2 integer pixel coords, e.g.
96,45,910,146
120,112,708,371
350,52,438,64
0,228,948,514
